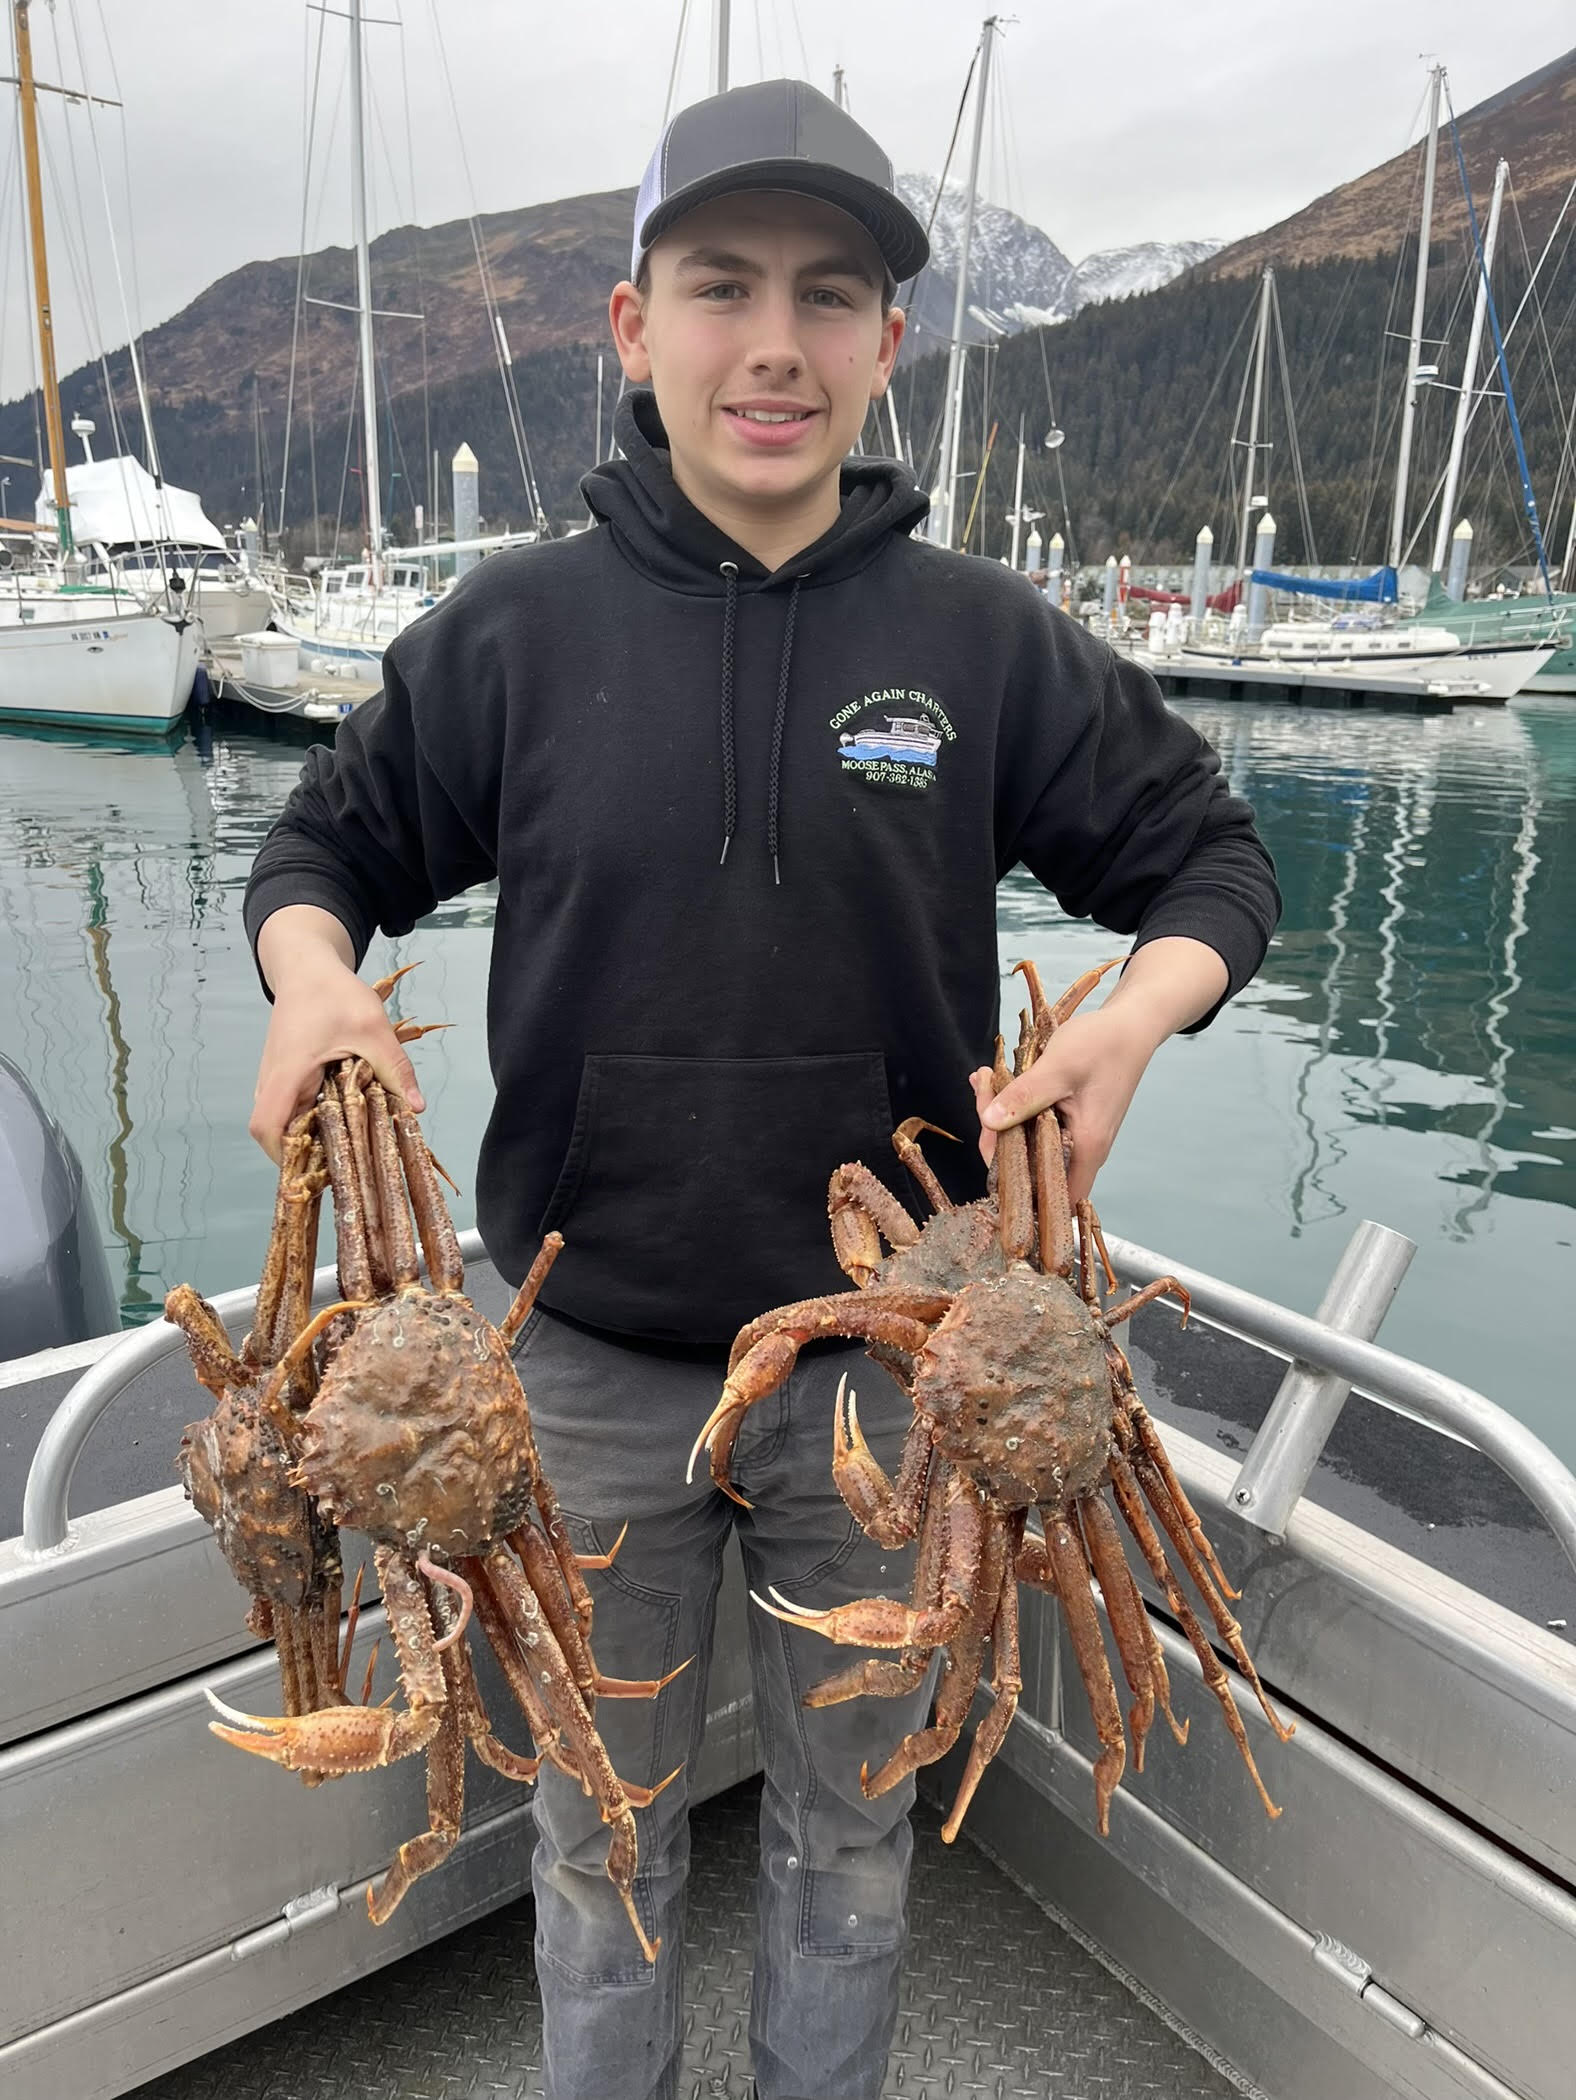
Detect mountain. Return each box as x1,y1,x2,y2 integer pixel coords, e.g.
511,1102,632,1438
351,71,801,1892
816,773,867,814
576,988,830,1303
894,176,1217,342
0,43,1566,560
895,173,1073,344
1209,45,1576,275
1057,241,1224,314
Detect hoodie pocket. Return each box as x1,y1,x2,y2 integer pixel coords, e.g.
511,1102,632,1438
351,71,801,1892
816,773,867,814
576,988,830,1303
536,1051,897,1344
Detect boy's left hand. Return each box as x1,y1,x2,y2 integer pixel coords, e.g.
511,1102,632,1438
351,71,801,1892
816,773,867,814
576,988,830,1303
969,1005,1158,1210
968,936,1230,1208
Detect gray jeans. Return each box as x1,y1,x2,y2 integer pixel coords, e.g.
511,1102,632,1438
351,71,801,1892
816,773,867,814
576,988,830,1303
513,1305,932,2100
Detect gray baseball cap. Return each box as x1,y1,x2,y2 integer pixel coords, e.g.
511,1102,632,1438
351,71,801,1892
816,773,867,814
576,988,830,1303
631,79,929,285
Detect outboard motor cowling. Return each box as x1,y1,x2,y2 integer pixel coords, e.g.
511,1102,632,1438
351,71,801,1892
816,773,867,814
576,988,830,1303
0,1053,118,1358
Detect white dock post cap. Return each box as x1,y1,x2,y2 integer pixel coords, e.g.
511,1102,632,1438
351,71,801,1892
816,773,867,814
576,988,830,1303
1257,512,1276,534
1050,531,1064,550
1453,518,1473,540
1196,524,1213,544
1104,554,1117,567
453,443,479,472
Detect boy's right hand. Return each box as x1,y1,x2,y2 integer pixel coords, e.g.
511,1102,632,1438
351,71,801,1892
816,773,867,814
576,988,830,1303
249,906,425,1163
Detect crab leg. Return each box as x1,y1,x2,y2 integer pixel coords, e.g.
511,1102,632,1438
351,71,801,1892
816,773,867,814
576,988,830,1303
336,1061,391,1295
1102,1276,1191,1333
1075,1494,1166,1767
990,1036,1034,1261
1043,1510,1128,1834
1034,1106,1076,1280
940,1519,1024,1840
362,1078,420,1289
164,1285,247,1399
315,1087,376,1304
460,1552,574,1777
1013,956,1125,1060
1119,1424,1288,1743
391,1095,467,1292
499,1232,565,1350
206,1547,445,1782
827,1162,920,1287
694,1289,947,1503
506,1518,691,1705
1107,1452,1285,1817
477,1545,675,1963
251,1112,323,1368
1107,1342,1232,1600
830,1373,933,1548
891,1117,957,1214
857,1511,1008,1803
759,1471,986,1650
805,1453,950,1708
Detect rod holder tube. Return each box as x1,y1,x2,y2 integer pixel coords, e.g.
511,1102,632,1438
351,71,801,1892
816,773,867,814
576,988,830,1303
1098,1229,1576,1582
1228,1220,1416,1536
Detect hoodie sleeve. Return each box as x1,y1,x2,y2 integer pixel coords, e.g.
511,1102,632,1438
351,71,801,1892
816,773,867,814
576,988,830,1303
997,602,1280,1028
242,603,503,986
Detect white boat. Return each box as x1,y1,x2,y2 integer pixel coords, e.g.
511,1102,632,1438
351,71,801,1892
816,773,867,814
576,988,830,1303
273,557,439,668
1,10,208,733
1164,618,1557,703
0,609,201,734
27,456,273,641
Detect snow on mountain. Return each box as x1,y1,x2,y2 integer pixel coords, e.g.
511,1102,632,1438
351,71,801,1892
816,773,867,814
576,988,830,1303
1060,239,1224,312
896,174,1218,343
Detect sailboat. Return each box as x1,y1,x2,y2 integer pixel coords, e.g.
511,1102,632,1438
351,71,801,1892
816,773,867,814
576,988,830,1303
0,0,199,734
1133,73,1557,705
269,0,536,674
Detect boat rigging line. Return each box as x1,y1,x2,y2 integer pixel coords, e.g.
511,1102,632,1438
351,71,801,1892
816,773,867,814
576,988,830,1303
1444,79,1553,595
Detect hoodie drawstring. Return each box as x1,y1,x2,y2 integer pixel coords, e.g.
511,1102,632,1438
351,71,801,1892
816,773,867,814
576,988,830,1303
766,578,802,886
717,562,739,866
717,564,802,883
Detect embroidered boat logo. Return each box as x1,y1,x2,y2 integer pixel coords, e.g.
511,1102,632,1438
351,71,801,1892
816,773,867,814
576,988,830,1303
830,687,955,792
839,714,942,766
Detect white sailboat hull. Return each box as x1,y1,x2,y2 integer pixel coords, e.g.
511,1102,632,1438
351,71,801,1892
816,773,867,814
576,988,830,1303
0,612,201,733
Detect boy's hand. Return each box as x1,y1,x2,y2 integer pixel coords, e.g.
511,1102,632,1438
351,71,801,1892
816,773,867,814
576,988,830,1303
968,1005,1156,1208
250,906,425,1163
969,937,1229,1208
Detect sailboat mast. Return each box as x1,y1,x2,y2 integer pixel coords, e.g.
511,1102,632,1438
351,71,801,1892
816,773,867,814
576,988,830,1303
14,0,72,554
1430,155,1507,577
1387,63,1443,571
348,0,383,581
712,0,730,94
933,15,997,550
1235,266,1273,577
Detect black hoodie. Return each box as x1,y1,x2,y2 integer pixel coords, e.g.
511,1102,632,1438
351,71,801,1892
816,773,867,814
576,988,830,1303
246,390,1279,1344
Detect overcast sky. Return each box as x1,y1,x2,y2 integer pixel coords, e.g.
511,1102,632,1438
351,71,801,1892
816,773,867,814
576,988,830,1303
1,0,1571,400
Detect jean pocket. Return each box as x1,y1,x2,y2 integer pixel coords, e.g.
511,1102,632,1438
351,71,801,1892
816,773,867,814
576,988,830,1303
506,1304,545,1364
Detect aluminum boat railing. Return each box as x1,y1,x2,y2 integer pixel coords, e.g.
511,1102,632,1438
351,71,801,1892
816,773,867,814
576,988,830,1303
20,1221,1576,1583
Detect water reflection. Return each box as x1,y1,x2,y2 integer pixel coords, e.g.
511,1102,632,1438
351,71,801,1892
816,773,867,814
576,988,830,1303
1000,698,1574,1457
0,698,1571,1460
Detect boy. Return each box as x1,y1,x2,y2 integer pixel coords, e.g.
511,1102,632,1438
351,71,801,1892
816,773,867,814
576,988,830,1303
246,78,1278,2100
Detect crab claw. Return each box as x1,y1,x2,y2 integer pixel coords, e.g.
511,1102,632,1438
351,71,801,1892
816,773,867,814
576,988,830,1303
752,1586,829,1631
204,1685,437,1774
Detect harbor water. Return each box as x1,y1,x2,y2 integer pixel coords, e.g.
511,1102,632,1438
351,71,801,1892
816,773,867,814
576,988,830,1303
1,697,1571,1464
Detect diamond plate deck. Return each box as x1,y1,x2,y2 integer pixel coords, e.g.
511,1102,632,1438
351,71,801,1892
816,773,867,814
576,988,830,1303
132,1781,1248,2100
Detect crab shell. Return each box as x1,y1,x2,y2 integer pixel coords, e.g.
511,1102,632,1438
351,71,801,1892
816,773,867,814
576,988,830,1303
916,1265,1114,1509
179,1383,341,1609
294,1289,536,1557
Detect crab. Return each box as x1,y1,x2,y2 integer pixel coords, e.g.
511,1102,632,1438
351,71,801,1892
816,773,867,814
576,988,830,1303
688,958,1295,1843
188,1027,682,1955
169,1108,354,1784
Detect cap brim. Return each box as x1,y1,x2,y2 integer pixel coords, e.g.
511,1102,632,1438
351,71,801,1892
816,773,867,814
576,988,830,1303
637,162,930,285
